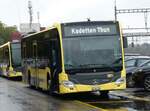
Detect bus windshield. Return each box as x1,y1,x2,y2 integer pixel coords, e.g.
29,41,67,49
63,35,122,70
11,43,21,67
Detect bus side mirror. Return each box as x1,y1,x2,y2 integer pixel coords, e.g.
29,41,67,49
123,37,128,48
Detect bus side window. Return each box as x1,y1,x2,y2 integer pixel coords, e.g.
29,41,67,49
49,40,59,74
0,49,3,63
52,49,56,66
4,48,9,65
33,41,37,58
24,47,26,58
49,29,61,75
23,43,26,58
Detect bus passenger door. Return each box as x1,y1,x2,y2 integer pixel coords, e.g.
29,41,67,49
32,41,39,87
49,40,61,92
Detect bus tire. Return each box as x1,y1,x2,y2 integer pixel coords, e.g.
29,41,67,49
127,75,135,88
47,73,52,90
100,90,109,98
28,71,32,87
47,73,55,95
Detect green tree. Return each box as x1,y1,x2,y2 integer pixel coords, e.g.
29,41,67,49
0,21,17,45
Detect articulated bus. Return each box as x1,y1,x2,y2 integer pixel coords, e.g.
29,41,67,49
0,42,22,78
21,21,126,95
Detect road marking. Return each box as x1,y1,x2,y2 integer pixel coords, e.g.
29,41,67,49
110,93,150,102
75,100,133,111
85,100,133,104
75,100,108,111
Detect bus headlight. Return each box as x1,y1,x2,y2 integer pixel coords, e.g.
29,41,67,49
62,81,75,88
115,77,125,85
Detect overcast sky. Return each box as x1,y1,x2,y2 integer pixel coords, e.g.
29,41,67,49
0,0,150,29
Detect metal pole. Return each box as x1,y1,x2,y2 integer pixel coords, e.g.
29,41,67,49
114,0,117,21
28,1,33,30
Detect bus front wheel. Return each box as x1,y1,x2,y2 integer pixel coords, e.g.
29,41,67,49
47,73,55,95
28,71,34,88
100,91,109,98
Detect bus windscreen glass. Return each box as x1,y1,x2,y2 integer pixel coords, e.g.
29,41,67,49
62,23,122,70
11,43,21,67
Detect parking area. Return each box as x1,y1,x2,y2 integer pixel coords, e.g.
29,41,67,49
77,88,150,111
125,55,150,91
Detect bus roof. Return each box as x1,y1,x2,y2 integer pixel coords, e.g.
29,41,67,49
0,41,20,48
0,42,10,48
22,20,119,39
61,20,118,26
22,26,57,39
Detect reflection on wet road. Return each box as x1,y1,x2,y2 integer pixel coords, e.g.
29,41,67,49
0,78,102,111
0,77,150,111
76,89,150,111
57,89,150,111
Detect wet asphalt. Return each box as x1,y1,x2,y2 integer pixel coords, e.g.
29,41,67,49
0,77,150,111
0,77,101,111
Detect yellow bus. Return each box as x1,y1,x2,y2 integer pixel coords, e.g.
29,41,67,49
21,21,126,95
0,42,22,78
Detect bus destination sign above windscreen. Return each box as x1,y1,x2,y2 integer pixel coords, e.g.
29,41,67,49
63,24,118,37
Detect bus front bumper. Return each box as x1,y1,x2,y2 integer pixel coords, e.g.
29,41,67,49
8,71,22,78
59,79,126,94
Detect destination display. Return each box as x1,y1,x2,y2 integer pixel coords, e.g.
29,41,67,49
63,24,118,37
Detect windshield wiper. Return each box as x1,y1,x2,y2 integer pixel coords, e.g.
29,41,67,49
79,63,122,72
79,63,114,69
79,64,106,67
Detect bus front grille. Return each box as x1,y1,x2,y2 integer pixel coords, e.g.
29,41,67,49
68,71,120,85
